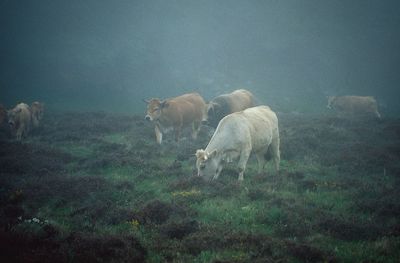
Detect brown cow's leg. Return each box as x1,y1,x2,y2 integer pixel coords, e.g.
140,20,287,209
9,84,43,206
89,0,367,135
155,125,162,144
192,121,200,140
174,127,181,142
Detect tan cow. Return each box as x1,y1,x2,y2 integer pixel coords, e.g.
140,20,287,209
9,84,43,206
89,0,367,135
144,92,206,144
31,101,44,128
327,96,381,119
196,105,280,181
205,89,255,128
8,103,32,140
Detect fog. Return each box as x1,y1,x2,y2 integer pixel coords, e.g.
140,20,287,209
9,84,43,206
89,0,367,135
1,0,399,115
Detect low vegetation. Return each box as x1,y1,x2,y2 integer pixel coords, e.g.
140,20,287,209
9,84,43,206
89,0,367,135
0,111,399,262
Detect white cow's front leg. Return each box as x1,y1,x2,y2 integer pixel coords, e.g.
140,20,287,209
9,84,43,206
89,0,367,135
213,166,223,180
155,125,163,144
237,148,251,181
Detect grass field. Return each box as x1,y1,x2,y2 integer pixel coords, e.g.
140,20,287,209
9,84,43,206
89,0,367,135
0,111,399,262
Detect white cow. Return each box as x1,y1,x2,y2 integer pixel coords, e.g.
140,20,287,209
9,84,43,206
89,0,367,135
196,105,280,181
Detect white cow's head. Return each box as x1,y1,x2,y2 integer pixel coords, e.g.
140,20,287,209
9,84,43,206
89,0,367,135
195,149,223,180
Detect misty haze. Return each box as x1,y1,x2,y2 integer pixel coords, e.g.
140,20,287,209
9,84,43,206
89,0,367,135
1,1,399,262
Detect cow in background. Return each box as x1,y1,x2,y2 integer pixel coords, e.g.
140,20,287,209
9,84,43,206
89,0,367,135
327,96,381,119
205,89,255,128
144,92,207,144
7,103,32,140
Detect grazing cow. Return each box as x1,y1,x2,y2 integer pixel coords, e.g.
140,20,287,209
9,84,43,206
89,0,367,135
0,104,7,126
327,96,381,119
144,92,206,144
31,101,44,128
196,105,280,181
8,103,32,140
205,89,255,128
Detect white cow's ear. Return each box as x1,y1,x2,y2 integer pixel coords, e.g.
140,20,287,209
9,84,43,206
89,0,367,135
195,149,205,159
142,99,150,103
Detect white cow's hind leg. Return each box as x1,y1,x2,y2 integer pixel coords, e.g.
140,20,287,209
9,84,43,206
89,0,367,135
270,138,280,174
255,151,267,174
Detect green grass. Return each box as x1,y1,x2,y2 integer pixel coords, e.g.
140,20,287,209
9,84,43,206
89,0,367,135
102,133,128,145
1,112,399,262
311,236,400,263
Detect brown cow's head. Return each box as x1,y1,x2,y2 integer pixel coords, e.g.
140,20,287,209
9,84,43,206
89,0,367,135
326,96,337,109
206,102,218,118
144,98,168,122
205,102,222,127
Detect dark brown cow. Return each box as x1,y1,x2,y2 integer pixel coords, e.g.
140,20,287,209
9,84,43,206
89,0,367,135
327,96,381,119
205,89,255,128
144,92,206,144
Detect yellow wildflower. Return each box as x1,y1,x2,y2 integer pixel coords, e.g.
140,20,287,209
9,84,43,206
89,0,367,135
129,219,140,230
172,189,201,197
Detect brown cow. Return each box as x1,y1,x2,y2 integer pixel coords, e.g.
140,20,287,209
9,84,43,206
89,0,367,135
31,101,44,128
8,103,32,140
144,92,206,144
205,89,255,128
327,96,381,119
